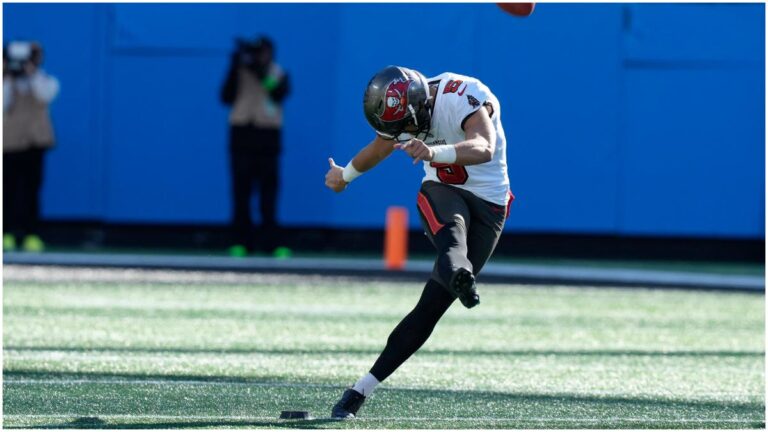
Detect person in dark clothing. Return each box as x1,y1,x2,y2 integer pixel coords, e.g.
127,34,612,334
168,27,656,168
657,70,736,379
3,41,60,252
220,36,290,256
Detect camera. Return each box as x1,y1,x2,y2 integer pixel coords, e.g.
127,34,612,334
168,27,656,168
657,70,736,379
3,41,41,77
234,36,273,78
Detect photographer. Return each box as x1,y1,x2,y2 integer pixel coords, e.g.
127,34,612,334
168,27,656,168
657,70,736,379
220,36,290,256
3,41,60,252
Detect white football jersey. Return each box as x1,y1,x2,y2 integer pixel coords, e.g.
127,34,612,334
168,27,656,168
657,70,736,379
417,72,510,206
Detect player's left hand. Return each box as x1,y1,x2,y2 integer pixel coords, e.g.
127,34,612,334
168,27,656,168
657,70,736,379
394,139,434,165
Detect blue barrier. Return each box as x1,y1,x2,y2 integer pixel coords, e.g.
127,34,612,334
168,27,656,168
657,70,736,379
4,3,764,238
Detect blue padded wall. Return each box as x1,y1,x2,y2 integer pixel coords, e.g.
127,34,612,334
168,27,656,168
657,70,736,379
4,3,764,238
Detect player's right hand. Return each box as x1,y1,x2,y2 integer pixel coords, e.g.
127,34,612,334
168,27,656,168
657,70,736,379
325,158,348,193
394,139,434,165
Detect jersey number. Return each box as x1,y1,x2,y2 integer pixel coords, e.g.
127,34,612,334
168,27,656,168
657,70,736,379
443,80,464,94
430,162,469,185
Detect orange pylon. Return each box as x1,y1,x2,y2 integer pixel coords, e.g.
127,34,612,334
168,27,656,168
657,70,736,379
384,206,408,270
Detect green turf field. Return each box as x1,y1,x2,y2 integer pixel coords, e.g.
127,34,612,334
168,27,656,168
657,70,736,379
3,266,765,429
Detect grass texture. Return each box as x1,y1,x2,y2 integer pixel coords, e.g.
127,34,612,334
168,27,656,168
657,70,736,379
3,266,764,429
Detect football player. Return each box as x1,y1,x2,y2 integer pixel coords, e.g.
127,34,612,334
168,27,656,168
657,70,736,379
325,65,513,419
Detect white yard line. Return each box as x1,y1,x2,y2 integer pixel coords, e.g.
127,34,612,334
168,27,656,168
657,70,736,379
3,378,763,397
2,414,763,423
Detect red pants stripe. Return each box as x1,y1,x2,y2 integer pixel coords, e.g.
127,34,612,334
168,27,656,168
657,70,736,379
417,192,445,235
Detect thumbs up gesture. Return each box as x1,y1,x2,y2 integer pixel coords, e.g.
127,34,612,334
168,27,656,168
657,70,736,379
325,158,347,193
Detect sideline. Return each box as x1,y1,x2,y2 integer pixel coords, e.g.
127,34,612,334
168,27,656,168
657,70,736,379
4,252,764,292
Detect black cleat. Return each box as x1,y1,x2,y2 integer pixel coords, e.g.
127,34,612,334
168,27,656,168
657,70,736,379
331,389,366,420
451,268,480,308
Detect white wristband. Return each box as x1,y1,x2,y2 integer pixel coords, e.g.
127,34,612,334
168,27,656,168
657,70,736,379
342,161,362,183
431,145,457,164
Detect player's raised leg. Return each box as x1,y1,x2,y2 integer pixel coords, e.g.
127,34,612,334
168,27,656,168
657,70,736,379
463,189,508,277
418,181,479,308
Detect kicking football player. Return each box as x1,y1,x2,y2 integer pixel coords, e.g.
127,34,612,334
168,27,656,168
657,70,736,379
324,65,512,419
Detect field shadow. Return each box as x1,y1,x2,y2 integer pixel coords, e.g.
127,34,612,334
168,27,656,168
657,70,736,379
7,417,342,429
4,345,764,358
4,370,764,429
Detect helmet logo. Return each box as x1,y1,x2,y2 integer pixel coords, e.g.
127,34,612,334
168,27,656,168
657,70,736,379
379,79,412,122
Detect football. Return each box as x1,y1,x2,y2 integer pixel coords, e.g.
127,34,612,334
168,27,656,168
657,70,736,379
497,2,535,17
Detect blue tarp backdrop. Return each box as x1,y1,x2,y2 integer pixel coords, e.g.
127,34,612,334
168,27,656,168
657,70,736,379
4,3,764,238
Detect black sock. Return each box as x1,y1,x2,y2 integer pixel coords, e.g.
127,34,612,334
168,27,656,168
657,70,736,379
369,279,455,381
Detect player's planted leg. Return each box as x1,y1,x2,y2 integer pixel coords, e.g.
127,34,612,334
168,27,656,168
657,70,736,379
332,279,454,419
331,388,366,420
369,279,455,381
331,373,378,419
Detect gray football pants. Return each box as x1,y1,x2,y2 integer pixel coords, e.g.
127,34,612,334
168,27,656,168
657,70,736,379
367,181,511,382
416,180,510,291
